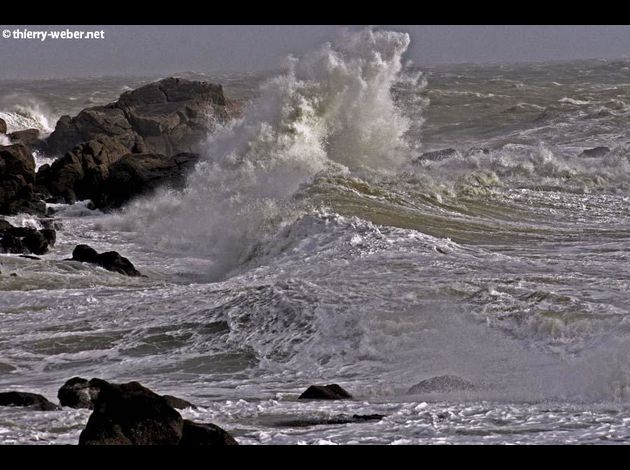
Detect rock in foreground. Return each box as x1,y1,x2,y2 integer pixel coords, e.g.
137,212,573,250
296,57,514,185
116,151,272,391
407,375,476,394
0,391,59,411
0,144,46,216
298,384,353,400
0,220,56,255
77,378,236,445
71,244,141,276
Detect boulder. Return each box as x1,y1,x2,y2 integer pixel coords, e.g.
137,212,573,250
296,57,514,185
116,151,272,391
78,378,238,445
578,146,610,158
78,379,183,445
298,384,353,400
8,129,46,153
71,244,141,276
46,77,235,157
0,144,45,215
0,222,55,255
407,375,476,394
58,377,94,409
93,152,199,208
0,391,59,411
179,420,238,446
36,136,130,204
59,377,195,410
0,118,6,134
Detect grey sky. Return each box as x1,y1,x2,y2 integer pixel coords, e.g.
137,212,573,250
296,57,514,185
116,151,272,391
1,25,629,79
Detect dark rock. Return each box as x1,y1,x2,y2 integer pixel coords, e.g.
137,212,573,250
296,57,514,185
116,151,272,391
0,144,45,216
0,118,6,134
79,379,183,445
58,377,94,409
8,129,46,153
19,254,41,260
71,244,141,276
72,244,98,263
179,420,238,446
298,384,353,400
0,391,59,411
22,230,49,255
36,136,130,204
162,395,195,410
40,228,56,247
93,152,199,208
46,77,235,158
0,219,13,232
578,146,610,158
407,375,476,394
416,148,459,163
0,233,25,253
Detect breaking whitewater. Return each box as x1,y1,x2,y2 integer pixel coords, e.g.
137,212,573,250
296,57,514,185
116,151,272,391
2,29,630,444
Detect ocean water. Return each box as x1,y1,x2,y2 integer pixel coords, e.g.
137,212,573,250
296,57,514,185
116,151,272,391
1,29,630,444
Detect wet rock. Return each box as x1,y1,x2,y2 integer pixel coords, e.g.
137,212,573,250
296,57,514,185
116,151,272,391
179,420,238,446
71,244,141,276
407,375,476,394
47,77,235,157
0,144,45,216
22,230,49,255
578,146,610,158
78,378,238,445
163,395,195,410
0,233,26,253
416,148,459,162
298,384,353,400
36,136,130,204
0,118,6,134
79,379,183,445
0,221,55,255
58,377,94,409
93,152,199,209
0,391,59,411
19,254,41,260
8,129,46,153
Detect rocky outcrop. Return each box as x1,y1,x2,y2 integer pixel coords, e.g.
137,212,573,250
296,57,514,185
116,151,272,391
298,384,353,400
77,378,237,445
92,152,199,208
46,77,234,158
0,144,46,215
0,391,59,411
0,220,56,255
7,129,46,153
71,244,141,276
179,420,238,446
58,377,195,410
0,118,6,135
407,375,475,394
36,136,130,203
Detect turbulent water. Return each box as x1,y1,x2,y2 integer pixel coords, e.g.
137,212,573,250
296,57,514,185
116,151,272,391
2,29,630,444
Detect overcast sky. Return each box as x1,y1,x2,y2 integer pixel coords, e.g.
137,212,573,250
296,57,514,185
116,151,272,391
1,25,629,79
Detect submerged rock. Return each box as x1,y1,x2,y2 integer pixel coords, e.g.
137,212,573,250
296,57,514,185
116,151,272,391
272,414,385,428
415,148,459,163
0,391,59,411
179,420,238,446
71,244,141,276
407,375,476,394
298,384,353,400
77,378,237,445
578,146,610,158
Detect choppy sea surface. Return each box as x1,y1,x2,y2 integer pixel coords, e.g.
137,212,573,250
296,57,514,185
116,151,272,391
2,30,630,444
